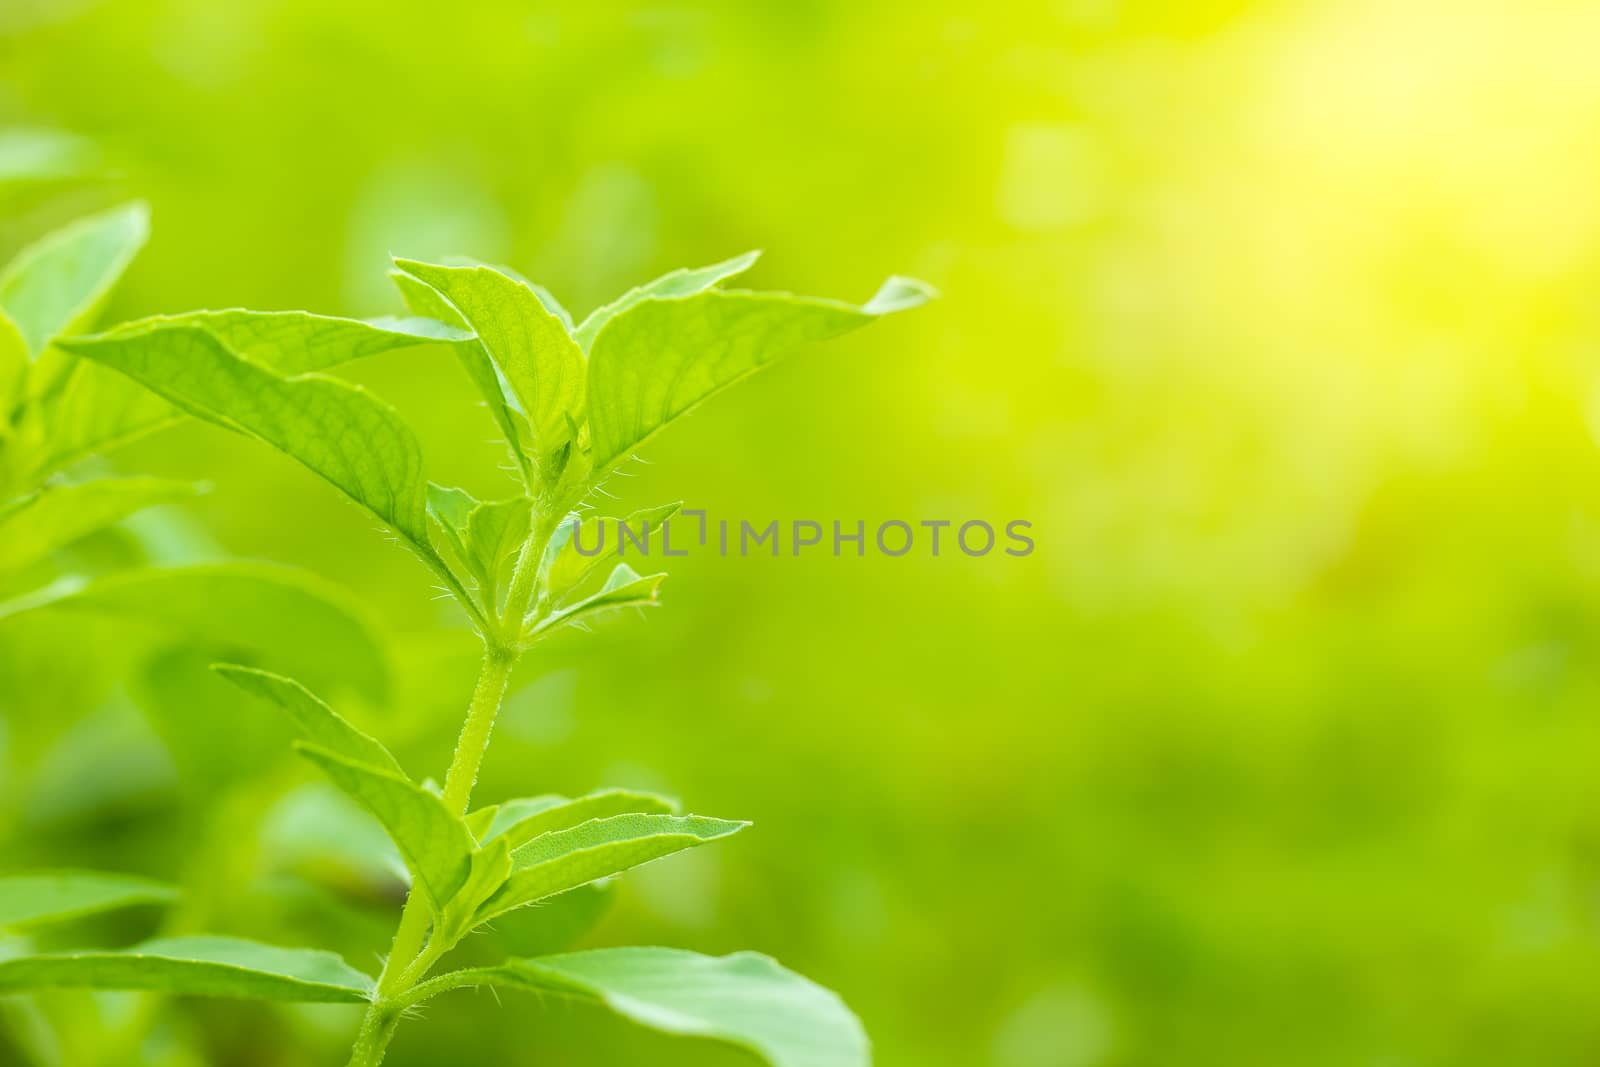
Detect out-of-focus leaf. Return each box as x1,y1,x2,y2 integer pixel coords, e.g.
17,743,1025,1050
396,259,586,457
476,813,745,922
0,202,148,356
529,563,665,639
485,789,678,852
417,947,867,1067
61,326,437,563
0,936,374,1003
295,744,475,912
261,783,405,894
0,476,195,575
213,664,404,777
0,562,390,703
392,270,533,483
585,276,934,472
0,307,25,411
0,129,98,189
0,870,177,930
541,502,681,606
573,250,761,351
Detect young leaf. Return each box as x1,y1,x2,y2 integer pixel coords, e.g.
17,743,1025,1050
476,813,745,923
60,326,438,566
295,744,475,911
542,503,681,605
413,947,867,1067
433,837,513,950
395,259,586,458
485,789,679,852
0,476,196,575
213,664,405,778
0,936,374,1003
585,277,935,472
573,250,761,352
0,871,178,930
529,563,666,639
0,202,148,356
428,485,531,601
392,270,534,483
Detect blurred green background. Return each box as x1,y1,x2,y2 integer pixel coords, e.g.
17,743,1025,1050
7,0,1600,1064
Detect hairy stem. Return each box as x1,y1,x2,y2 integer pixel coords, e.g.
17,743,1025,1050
345,518,554,1066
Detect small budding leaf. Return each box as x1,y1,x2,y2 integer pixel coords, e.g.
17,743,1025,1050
0,202,149,356
62,326,436,563
416,947,867,1067
484,789,680,852
475,812,745,924
214,664,405,778
0,936,374,1003
295,744,476,913
585,276,935,473
395,259,587,464
542,502,682,606
0,476,196,575
573,250,761,352
529,562,666,639
0,870,178,931
433,836,513,950
428,484,532,604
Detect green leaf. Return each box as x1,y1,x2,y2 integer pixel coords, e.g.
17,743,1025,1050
0,936,374,1003
542,503,681,605
392,270,534,483
0,202,148,356
60,325,436,561
417,947,867,1067
574,250,761,352
477,812,745,923
0,129,98,189
428,485,531,603
0,476,196,575
213,664,404,778
0,561,391,704
0,870,178,930
295,744,475,912
0,306,25,411
395,259,587,458
24,310,465,479
434,837,513,950
529,562,666,639
585,276,934,472
485,789,679,852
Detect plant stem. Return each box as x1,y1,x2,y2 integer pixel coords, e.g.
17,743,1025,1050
345,520,554,1067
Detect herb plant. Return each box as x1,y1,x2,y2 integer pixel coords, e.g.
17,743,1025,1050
0,222,931,1067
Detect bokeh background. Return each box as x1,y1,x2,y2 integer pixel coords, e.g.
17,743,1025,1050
6,0,1600,1064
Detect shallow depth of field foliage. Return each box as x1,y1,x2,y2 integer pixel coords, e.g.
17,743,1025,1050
5,1,1600,1065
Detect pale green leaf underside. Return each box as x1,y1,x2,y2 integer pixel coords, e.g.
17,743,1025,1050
296,744,474,910
485,789,679,852
428,947,867,1067
543,502,681,605
574,250,761,352
0,202,149,356
585,278,934,471
61,325,433,551
0,870,178,930
214,664,404,778
479,812,745,922
0,476,195,575
0,936,374,1003
396,259,585,454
